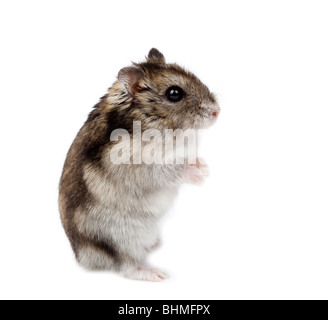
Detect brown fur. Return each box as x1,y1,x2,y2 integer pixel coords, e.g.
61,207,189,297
59,48,219,276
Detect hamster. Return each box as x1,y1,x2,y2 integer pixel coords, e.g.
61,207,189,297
59,48,220,281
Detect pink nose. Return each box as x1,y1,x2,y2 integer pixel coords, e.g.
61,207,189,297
212,111,219,118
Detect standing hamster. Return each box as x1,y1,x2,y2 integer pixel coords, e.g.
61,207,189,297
59,48,220,281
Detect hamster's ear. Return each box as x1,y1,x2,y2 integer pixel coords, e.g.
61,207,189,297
147,48,166,64
118,65,144,96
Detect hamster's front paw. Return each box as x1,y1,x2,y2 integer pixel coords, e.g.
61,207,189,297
124,266,169,282
184,158,209,185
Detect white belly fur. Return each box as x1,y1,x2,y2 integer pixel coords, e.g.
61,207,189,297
78,168,179,263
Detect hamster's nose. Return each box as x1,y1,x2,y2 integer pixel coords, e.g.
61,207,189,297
212,104,220,118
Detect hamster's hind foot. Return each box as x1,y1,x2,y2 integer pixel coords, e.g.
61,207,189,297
124,266,169,282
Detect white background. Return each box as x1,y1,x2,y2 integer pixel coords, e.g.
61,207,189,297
0,0,327,300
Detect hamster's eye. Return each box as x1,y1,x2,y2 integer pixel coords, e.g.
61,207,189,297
165,86,184,102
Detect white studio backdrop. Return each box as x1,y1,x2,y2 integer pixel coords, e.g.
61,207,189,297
0,0,327,300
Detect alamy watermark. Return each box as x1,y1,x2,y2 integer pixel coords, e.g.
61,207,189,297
109,121,204,165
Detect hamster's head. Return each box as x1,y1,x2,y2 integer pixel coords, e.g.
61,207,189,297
117,48,220,130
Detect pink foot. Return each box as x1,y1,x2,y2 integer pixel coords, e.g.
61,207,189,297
184,158,209,185
124,266,169,282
